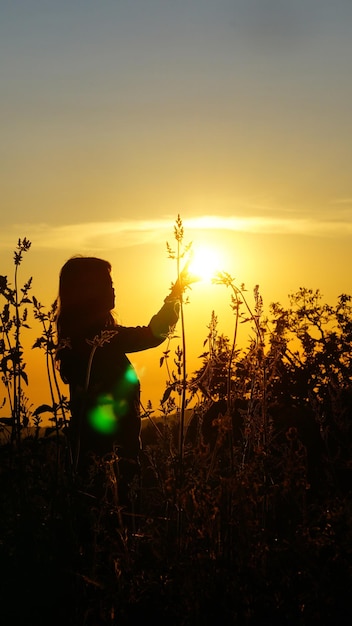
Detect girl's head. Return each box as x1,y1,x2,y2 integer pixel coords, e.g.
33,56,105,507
56,256,115,340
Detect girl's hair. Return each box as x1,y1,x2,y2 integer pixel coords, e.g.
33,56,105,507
56,256,116,342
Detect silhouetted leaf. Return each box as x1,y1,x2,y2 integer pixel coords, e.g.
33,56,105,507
0,275,8,292
161,386,173,404
32,338,44,349
33,404,55,416
2,303,10,323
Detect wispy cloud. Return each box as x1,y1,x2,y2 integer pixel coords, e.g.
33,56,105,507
331,198,352,208
1,213,352,251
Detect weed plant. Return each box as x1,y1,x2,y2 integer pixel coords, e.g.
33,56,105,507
1,219,352,625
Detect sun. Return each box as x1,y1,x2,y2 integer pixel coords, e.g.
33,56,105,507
187,244,224,283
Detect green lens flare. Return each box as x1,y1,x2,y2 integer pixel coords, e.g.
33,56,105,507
87,365,139,434
124,365,139,384
88,393,117,434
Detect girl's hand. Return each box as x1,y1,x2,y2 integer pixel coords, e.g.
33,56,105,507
165,262,199,302
178,261,199,289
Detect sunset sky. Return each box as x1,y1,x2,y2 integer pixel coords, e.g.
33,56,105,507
1,0,352,414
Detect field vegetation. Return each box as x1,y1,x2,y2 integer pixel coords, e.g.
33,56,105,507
1,219,352,625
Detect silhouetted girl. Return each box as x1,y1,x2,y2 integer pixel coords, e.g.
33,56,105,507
55,256,184,518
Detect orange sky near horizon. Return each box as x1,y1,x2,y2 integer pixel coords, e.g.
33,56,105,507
1,220,351,421
1,1,352,421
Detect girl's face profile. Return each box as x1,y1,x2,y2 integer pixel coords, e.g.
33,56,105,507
110,283,115,310
106,273,115,311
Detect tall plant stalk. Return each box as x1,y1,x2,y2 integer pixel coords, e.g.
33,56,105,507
32,298,69,426
0,239,32,446
175,219,187,479
165,215,193,546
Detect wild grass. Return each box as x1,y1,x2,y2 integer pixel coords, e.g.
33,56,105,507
1,219,352,625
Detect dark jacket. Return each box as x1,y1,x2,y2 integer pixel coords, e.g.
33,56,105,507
58,300,179,462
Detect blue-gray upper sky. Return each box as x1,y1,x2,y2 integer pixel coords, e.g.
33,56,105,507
1,0,352,240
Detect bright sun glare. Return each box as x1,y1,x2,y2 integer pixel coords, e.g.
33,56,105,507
187,245,223,283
